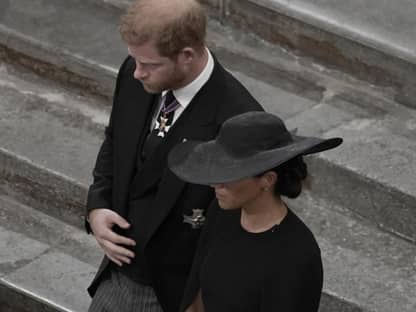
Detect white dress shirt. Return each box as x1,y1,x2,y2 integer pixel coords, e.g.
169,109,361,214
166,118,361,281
150,49,214,130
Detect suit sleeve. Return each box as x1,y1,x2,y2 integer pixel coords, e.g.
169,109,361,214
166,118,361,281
84,56,130,233
260,249,323,312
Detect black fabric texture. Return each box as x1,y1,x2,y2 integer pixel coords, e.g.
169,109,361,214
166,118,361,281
187,207,323,312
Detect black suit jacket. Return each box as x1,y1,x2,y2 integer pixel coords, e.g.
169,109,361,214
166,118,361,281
86,54,263,311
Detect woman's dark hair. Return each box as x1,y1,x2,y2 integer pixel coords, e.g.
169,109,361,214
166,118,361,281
270,156,308,198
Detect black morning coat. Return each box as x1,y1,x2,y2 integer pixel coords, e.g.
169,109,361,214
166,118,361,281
85,54,263,311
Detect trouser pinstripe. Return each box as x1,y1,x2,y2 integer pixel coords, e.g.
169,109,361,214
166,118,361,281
88,269,164,312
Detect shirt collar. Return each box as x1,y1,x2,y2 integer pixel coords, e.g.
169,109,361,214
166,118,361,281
162,49,214,109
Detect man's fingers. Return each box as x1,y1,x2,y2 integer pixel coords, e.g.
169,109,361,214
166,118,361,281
111,243,135,259
101,239,135,259
106,249,132,266
106,254,122,267
111,214,131,229
89,208,130,233
89,209,136,263
117,256,132,264
106,230,136,246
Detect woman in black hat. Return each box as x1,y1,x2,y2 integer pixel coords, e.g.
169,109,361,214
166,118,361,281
168,111,342,312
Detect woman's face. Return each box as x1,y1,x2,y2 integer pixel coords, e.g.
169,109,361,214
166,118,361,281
211,177,264,210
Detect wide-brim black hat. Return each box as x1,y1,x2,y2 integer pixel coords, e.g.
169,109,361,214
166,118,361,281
168,111,342,185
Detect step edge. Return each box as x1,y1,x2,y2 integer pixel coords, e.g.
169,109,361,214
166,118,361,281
248,0,416,65
0,24,116,98
0,278,71,312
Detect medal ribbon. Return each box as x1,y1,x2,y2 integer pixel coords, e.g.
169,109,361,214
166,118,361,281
161,96,180,116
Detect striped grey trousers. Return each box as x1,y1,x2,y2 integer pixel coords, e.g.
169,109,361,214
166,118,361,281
88,269,164,312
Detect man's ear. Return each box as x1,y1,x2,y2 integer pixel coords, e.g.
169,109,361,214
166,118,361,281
178,47,196,64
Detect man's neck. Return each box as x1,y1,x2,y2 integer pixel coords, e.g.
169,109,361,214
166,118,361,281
180,48,209,87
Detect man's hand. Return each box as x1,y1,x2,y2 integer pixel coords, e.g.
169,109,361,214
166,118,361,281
89,208,136,267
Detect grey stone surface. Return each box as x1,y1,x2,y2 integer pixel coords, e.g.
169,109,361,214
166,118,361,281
326,118,416,197
0,193,102,266
1,0,124,68
5,251,95,312
1,0,415,239
232,70,318,119
219,0,416,108
0,0,415,311
288,193,416,312
0,0,366,103
319,294,363,312
0,65,104,185
0,147,88,228
92,0,132,10
312,118,416,241
0,19,118,98
0,63,110,123
0,194,100,312
253,0,416,64
0,62,105,225
3,162,415,312
4,0,416,107
285,102,360,135
92,0,416,67
279,88,416,240
0,227,49,276
0,279,64,312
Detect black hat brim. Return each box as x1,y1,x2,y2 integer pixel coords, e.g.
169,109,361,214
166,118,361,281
168,135,342,185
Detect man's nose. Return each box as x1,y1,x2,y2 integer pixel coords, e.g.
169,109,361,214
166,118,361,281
134,63,148,80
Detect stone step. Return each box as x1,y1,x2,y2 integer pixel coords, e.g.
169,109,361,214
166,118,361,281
0,1,415,310
0,0,121,98
88,0,416,108
94,0,416,68
0,193,101,312
0,0,396,104
1,0,416,240
1,58,415,312
284,96,416,242
201,0,416,108
1,175,415,312
288,193,416,312
0,62,106,227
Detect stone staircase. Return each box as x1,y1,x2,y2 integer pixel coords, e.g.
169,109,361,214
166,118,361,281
0,0,415,311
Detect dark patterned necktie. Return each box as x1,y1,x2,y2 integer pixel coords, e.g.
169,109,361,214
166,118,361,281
141,91,179,160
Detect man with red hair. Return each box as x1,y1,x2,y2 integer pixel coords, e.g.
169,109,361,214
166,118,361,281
86,1,262,311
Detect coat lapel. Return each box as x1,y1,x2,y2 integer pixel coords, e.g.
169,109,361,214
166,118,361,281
130,56,228,199
112,81,158,217
129,58,227,246
129,82,219,199
136,92,220,248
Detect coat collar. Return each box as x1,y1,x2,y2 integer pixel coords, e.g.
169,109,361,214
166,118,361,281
129,57,226,198
128,58,228,247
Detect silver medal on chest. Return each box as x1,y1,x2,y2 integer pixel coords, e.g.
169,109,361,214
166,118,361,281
183,209,206,229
